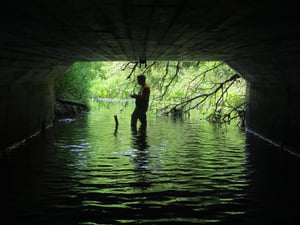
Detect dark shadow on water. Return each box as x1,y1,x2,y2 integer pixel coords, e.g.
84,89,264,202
243,132,300,225
131,125,151,190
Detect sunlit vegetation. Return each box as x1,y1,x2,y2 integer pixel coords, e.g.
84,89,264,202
55,61,246,126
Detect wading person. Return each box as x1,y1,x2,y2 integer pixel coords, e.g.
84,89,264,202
130,74,150,131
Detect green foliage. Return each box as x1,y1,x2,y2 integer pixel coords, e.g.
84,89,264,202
55,61,105,103
55,61,246,124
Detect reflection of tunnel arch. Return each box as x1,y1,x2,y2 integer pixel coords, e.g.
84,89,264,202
1,1,300,153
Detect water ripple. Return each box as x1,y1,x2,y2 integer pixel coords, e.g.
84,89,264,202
2,107,299,224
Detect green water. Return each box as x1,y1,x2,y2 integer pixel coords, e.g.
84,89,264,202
1,102,299,225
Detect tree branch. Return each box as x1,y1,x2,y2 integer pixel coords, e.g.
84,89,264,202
126,62,138,80
163,73,241,114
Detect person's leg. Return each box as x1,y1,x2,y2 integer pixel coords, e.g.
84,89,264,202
131,109,138,130
139,113,147,129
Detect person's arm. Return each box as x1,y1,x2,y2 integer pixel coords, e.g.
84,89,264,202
130,93,138,98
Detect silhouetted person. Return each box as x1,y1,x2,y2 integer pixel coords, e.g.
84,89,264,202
130,74,150,131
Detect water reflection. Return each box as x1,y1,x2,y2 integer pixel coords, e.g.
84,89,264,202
131,126,151,189
1,103,300,225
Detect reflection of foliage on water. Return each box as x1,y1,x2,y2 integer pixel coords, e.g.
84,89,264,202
55,61,246,127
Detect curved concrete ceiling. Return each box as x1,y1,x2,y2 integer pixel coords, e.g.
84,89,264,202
1,0,300,83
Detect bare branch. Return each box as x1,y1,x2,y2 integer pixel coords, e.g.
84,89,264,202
163,73,241,114
145,61,156,72
126,62,138,80
160,62,180,99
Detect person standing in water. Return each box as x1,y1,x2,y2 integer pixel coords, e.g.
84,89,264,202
130,74,150,130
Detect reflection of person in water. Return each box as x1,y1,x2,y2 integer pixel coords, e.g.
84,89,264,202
130,74,150,131
131,128,151,189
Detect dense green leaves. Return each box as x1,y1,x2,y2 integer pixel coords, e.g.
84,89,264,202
55,62,105,102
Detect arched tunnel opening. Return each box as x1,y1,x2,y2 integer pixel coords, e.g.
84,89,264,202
2,57,300,157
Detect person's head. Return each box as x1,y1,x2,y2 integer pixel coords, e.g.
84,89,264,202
137,74,146,85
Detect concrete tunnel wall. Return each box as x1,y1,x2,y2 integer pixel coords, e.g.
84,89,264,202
0,63,70,150
247,83,300,153
0,81,54,149
228,57,300,155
